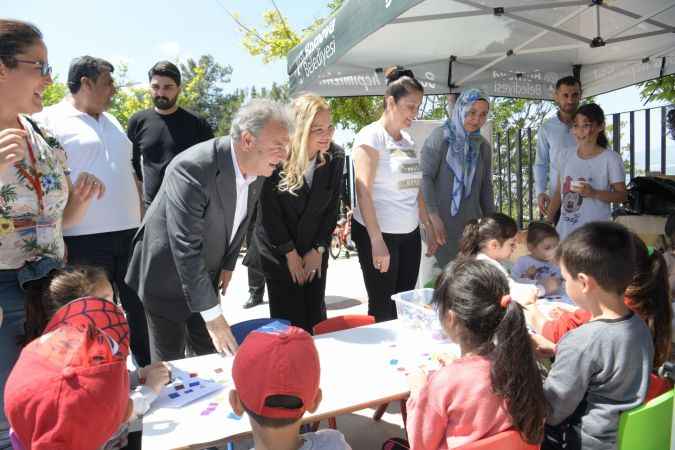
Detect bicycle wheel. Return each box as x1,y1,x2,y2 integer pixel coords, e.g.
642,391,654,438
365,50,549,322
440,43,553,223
330,235,342,259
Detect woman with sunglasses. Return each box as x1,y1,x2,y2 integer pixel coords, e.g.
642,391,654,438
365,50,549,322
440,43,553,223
0,19,104,446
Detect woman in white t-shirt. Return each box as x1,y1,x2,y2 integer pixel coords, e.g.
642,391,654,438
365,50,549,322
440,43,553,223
351,67,436,322
548,103,627,239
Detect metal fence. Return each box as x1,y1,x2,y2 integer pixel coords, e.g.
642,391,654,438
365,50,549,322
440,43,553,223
492,104,674,228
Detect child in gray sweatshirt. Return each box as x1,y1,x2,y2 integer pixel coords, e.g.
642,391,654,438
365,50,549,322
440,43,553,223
542,222,654,450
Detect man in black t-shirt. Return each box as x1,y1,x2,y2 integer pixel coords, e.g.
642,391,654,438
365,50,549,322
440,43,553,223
128,61,213,208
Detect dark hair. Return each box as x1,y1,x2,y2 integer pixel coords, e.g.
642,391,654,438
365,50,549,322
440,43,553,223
148,60,181,86
241,395,304,428
23,265,110,344
383,66,423,110
573,103,609,148
556,221,635,296
459,213,518,257
666,213,675,244
555,76,581,91
667,108,675,140
627,234,672,368
432,259,547,443
67,55,114,94
0,20,43,69
526,221,559,247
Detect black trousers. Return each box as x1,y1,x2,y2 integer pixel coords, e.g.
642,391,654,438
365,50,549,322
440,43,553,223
246,216,265,300
266,264,328,334
351,220,421,322
65,228,151,366
145,308,215,362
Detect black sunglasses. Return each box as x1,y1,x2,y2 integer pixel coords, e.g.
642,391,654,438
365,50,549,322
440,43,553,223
0,56,52,77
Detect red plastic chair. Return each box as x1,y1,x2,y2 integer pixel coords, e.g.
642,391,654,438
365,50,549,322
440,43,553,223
312,315,376,430
646,373,673,403
455,430,540,450
313,314,375,335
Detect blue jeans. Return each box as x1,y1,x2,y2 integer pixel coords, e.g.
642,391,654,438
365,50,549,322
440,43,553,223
0,270,24,449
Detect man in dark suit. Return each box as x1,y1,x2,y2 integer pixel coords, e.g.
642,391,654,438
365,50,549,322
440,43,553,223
125,99,290,360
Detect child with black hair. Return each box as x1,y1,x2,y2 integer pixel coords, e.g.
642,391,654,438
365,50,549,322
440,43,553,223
229,323,351,450
459,212,539,303
663,212,675,299
22,266,169,450
406,258,548,448
511,221,562,297
542,222,653,450
548,103,627,239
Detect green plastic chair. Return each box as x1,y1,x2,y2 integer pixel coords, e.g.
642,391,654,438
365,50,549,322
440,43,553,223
617,389,673,450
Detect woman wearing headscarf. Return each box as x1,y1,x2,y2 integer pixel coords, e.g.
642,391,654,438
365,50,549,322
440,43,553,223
421,89,494,268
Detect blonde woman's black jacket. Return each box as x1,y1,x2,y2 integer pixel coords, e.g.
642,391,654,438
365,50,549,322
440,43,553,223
243,143,344,281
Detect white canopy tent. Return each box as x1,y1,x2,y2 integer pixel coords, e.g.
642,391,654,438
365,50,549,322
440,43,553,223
287,0,675,100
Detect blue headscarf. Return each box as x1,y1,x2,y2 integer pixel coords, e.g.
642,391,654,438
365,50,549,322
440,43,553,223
444,88,488,216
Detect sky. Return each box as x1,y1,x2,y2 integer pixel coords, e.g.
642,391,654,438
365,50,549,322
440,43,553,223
3,0,329,91
4,0,672,158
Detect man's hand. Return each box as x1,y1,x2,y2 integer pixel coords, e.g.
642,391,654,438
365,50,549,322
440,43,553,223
537,193,550,217
205,315,238,355
218,270,233,296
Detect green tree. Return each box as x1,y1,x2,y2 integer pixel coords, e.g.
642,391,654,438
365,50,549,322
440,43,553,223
108,64,152,128
179,55,233,130
640,74,675,103
233,0,381,133
42,77,67,107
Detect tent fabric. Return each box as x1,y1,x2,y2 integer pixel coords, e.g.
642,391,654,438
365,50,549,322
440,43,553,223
287,0,675,99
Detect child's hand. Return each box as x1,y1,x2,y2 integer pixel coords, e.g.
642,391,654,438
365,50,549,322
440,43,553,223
576,181,595,198
407,369,429,398
140,362,171,394
530,333,556,360
542,276,561,295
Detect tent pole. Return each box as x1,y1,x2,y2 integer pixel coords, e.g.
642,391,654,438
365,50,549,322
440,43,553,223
455,0,591,44
605,3,675,39
456,4,589,86
447,55,457,89
599,4,675,33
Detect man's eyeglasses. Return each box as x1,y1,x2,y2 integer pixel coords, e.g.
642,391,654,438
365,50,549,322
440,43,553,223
0,57,52,77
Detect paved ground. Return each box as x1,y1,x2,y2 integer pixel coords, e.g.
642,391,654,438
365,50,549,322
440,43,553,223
219,254,407,450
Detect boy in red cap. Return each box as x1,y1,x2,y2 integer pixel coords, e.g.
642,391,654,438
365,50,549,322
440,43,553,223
4,297,132,450
229,322,351,450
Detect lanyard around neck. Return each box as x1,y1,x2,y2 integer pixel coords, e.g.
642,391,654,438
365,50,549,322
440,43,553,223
14,121,45,215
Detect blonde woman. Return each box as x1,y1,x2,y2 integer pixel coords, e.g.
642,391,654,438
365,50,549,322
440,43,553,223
244,93,344,332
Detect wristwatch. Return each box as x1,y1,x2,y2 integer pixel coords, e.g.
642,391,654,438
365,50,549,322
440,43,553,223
316,246,326,255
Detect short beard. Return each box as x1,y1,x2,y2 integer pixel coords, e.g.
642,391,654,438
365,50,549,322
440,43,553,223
153,95,177,111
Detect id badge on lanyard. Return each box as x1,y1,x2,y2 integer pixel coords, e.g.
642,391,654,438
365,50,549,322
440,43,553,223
35,215,56,247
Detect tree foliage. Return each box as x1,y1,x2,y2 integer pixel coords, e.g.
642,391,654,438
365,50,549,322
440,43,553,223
639,74,675,103
179,55,233,130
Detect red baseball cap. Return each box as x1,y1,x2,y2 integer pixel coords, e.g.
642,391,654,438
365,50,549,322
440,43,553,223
4,297,131,450
232,322,320,419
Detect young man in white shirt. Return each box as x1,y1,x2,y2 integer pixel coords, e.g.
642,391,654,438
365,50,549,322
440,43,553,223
33,56,149,366
534,77,581,221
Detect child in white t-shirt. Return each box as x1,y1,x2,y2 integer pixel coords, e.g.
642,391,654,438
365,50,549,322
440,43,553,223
549,103,627,239
512,221,562,297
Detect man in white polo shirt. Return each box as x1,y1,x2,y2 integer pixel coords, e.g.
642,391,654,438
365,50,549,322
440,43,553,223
33,56,149,366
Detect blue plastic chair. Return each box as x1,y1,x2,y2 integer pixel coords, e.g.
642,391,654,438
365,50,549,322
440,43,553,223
231,318,291,345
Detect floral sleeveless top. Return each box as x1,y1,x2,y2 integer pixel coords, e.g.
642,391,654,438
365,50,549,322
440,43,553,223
0,114,69,269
